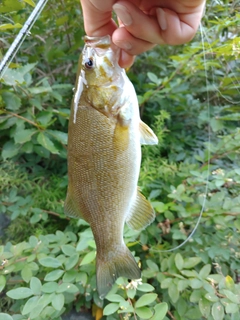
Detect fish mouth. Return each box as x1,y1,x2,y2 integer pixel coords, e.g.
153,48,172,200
84,35,111,48
84,35,120,59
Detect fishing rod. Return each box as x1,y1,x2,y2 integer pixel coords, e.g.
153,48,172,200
0,0,49,78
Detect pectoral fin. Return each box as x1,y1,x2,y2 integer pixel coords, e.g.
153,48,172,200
139,120,158,145
126,189,155,230
64,191,83,219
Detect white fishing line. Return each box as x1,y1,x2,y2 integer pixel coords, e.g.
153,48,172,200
145,22,211,253
201,27,240,104
0,0,49,78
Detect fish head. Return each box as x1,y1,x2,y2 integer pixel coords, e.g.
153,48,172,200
73,35,134,123
81,35,122,87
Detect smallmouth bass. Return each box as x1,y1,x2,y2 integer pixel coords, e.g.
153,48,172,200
64,35,158,299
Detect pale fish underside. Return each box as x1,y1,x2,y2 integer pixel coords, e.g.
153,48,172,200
64,35,158,299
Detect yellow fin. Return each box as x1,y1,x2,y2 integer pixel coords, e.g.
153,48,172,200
64,192,83,219
139,120,158,145
126,189,155,230
96,245,141,299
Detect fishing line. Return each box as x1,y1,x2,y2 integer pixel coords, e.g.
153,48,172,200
0,0,49,78
138,22,211,254
201,27,240,104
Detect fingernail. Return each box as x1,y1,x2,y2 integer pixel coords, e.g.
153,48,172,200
115,39,132,51
113,4,132,26
156,8,167,30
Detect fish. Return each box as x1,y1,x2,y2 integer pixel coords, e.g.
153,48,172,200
64,35,158,299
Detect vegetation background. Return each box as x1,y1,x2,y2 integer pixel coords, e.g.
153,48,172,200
0,0,239,319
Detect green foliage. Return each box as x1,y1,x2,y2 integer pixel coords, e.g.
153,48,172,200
0,0,240,319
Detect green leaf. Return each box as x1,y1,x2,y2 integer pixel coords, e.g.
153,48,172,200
7,287,33,299
135,293,157,308
2,140,19,160
47,130,68,145
168,283,179,303
64,254,79,270
0,275,6,293
146,260,159,272
0,314,13,320
56,283,79,293
106,293,125,303
175,253,184,270
190,279,203,289
62,270,77,282
135,306,153,319
52,293,65,311
205,293,219,302
222,289,240,304
147,72,161,85
199,264,211,279
44,269,64,281
151,302,168,320
212,302,224,320
21,264,33,283
39,257,62,268
14,129,37,144
23,0,35,7
103,303,119,316
2,91,21,111
178,279,189,291
80,251,96,266
199,298,211,318
225,302,239,314
41,282,58,293
2,63,37,85
0,0,23,12
127,288,136,299
0,23,22,30
75,272,88,286
61,244,76,256
225,275,235,291
22,296,40,315
30,277,42,295
37,132,59,154
183,257,201,269
36,111,53,126
137,283,155,292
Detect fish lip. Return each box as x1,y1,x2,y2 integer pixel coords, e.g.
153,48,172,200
84,35,120,59
84,35,111,47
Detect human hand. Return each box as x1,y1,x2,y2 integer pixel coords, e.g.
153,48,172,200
80,0,206,68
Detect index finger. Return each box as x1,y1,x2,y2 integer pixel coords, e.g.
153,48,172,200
80,0,117,36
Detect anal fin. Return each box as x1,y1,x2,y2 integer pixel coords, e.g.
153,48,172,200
139,120,158,145
126,189,155,230
64,191,83,219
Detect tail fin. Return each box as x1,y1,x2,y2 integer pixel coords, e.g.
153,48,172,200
96,245,141,299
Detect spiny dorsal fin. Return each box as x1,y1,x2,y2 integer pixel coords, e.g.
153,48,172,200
126,189,155,230
139,120,158,145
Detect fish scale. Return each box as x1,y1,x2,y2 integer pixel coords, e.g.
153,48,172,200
64,35,158,298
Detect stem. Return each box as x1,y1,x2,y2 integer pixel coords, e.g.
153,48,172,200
127,298,137,320
5,111,40,128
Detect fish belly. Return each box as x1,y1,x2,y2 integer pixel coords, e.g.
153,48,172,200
67,104,141,250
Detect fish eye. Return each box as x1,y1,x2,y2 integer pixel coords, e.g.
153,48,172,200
84,58,94,69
